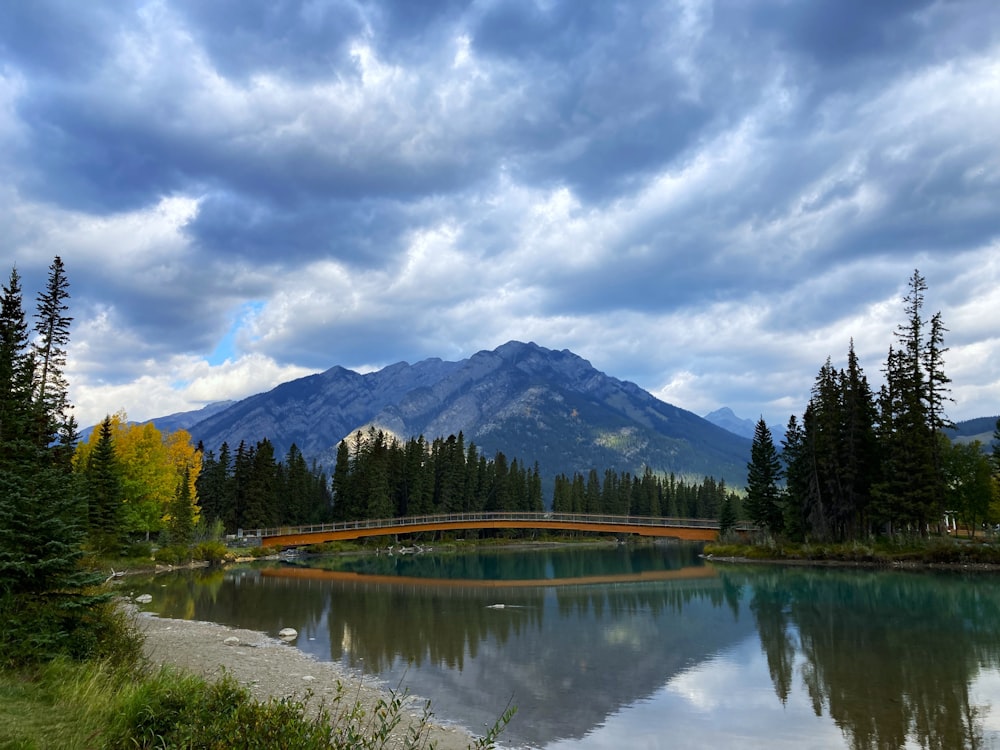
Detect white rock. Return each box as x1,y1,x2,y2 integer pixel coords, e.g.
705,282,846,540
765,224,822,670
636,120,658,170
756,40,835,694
278,627,298,640
134,594,152,604
223,636,241,646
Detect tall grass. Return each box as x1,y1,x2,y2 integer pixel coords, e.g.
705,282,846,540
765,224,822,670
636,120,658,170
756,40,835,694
0,602,512,749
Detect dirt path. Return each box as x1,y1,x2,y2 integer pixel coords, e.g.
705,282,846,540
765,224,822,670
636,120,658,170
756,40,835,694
138,611,477,750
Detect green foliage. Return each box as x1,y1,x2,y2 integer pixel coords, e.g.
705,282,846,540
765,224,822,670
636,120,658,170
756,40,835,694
192,540,230,565
30,256,73,452
745,418,783,534
198,440,332,534
2,650,512,750
705,537,1000,566
772,270,960,545
165,466,195,546
83,416,126,555
154,545,193,566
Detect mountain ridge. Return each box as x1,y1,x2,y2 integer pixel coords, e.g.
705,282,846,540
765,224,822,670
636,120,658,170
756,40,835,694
180,341,752,486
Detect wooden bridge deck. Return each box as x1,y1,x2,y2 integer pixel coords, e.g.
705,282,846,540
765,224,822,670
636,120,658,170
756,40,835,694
246,512,742,547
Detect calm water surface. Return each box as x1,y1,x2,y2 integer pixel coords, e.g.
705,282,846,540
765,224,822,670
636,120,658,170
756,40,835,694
132,544,1000,749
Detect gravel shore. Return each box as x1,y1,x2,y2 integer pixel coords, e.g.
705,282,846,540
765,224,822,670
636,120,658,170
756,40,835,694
138,611,477,750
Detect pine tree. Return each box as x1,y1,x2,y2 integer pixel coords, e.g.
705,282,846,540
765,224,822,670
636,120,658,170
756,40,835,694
992,418,1000,479
166,467,195,546
31,256,72,451
745,418,784,534
0,268,34,468
875,270,943,534
838,341,878,538
0,260,109,664
84,416,124,555
718,493,737,539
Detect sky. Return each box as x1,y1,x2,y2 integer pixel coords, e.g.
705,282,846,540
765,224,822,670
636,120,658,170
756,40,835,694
2,0,999,432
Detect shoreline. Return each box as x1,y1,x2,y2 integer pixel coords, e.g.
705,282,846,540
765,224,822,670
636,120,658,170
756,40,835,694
703,553,1000,572
137,609,478,750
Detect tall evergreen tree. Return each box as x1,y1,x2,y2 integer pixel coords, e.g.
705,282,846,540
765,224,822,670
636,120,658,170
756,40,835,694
838,342,878,538
0,260,109,664
992,418,1000,480
166,467,195,545
0,268,34,468
745,418,784,534
781,415,809,541
31,256,72,451
84,416,124,555
875,270,944,533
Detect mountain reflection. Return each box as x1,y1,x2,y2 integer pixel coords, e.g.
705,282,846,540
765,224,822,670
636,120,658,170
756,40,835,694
136,552,1000,749
735,567,1000,750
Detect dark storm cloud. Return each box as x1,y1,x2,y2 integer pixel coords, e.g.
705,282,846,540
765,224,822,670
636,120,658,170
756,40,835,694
186,192,422,266
0,0,124,79
1,0,998,426
170,0,364,82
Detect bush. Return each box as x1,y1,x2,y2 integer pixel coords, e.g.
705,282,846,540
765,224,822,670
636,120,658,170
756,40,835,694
0,594,142,670
122,541,154,560
153,546,192,566
192,540,231,565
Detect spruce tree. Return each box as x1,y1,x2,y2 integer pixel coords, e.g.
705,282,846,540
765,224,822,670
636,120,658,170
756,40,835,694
745,418,784,535
718,493,737,539
0,259,108,664
31,256,72,451
84,416,125,555
0,268,34,468
993,418,1000,479
166,467,194,546
781,415,809,541
876,270,945,533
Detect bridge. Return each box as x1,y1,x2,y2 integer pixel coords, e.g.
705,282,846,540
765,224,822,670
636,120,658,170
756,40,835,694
248,512,745,547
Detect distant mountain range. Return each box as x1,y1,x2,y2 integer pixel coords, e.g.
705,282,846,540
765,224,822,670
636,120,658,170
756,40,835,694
703,407,785,444
161,341,753,486
88,343,998,489
946,416,999,447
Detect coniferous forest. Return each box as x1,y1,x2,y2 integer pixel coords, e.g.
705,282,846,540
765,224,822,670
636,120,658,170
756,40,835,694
0,258,112,663
744,270,1000,542
194,428,740,534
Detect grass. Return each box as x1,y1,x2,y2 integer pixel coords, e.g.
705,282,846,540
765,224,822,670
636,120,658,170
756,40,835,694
704,535,1000,566
0,602,513,750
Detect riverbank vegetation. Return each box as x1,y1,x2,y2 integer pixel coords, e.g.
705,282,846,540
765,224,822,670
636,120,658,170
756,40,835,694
0,259,510,748
736,270,1000,554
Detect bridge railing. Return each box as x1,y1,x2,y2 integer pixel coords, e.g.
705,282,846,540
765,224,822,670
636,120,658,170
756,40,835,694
250,512,754,540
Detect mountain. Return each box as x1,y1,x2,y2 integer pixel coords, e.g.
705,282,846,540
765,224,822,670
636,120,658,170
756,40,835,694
78,400,237,444
946,416,999,447
141,401,237,434
176,341,752,486
704,406,787,446
703,407,757,440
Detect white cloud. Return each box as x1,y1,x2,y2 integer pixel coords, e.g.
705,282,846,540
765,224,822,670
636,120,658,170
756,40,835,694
71,352,317,428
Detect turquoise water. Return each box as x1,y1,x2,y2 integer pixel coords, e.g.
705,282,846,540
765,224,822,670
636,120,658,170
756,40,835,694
131,545,1000,749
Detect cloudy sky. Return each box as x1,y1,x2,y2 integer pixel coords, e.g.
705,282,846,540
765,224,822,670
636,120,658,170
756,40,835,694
3,0,999,431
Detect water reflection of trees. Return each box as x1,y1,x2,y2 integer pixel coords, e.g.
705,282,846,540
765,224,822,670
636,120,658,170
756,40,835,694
310,543,706,582
733,568,1000,750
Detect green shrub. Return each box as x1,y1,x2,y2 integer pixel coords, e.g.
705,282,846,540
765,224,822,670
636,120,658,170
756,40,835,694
153,546,192,566
192,540,230,565
122,541,154,560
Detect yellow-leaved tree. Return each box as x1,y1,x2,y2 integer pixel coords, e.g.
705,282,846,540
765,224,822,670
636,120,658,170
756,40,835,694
73,411,202,540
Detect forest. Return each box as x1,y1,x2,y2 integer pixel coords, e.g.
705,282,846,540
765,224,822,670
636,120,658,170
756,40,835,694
744,270,1000,542
192,427,740,535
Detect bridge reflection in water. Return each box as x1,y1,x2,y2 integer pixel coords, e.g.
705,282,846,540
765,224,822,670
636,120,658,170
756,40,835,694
260,563,719,588
252,511,744,547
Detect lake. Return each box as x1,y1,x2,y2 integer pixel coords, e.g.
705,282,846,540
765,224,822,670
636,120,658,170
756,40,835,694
130,543,1000,749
